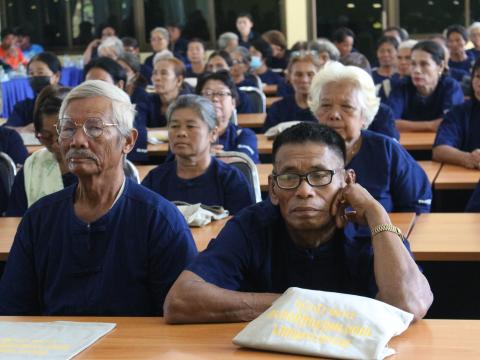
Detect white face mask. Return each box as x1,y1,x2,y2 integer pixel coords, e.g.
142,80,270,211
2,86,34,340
250,56,262,70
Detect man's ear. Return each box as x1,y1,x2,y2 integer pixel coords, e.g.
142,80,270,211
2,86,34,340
268,175,279,205
122,128,138,154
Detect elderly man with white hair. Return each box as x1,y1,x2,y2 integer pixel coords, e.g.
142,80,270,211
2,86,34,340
0,80,197,316
309,62,432,216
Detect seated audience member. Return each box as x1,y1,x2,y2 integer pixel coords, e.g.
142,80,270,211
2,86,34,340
185,38,206,78
0,126,28,166
142,27,170,83
82,24,116,65
467,22,480,60
149,57,191,127
6,52,61,129
383,26,409,44
121,36,140,56
310,38,341,64
7,86,75,217
372,36,399,85
117,52,150,105
236,13,258,48
205,51,254,114
217,32,239,53
230,46,259,88
163,122,433,323
466,181,480,211
332,27,355,58
249,38,284,87
15,27,44,61
97,36,125,61
0,80,197,315
433,58,480,168
387,40,464,132
264,54,320,131
310,62,431,214
446,25,474,74
167,23,188,60
142,94,255,214
262,30,289,71
85,57,148,162
0,28,26,70
430,34,469,84
197,71,258,163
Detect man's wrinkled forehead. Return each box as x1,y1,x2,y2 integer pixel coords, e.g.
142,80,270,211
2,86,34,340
65,96,112,119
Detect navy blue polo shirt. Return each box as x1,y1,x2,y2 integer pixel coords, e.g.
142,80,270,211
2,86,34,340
258,69,284,87
141,156,255,215
387,75,464,121
0,178,197,315
466,181,480,211
5,97,36,127
434,100,480,151
0,126,28,165
449,54,474,74
263,95,316,132
368,103,400,140
220,122,259,163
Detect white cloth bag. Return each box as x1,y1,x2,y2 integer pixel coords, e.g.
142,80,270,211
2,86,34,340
233,287,413,360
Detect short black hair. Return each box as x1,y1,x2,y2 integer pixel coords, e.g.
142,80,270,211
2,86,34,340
383,26,409,41
0,28,14,38
272,122,346,165
195,70,239,103
377,35,399,50
250,37,272,61
446,24,468,42
237,12,254,22
412,40,445,65
188,37,206,50
208,50,233,67
84,57,127,84
28,52,62,74
121,36,139,49
332,27,355,43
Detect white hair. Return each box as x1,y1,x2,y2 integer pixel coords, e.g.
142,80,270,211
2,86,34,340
59,80,136,137
398,39,418,51
97,36,125,59
151,27,170,41
308,61,380,128
469,22,480,37
218,32,238,50
314,38,341,61
153,50,174,65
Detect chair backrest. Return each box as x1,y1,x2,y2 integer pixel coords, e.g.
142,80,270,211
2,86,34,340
0,152,17,199
239,86,266,113
215,151,262,203
123,159,140,183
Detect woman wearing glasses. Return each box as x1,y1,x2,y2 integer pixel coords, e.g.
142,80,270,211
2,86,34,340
7,85,75,216
196,71,259,163
309,62,431,218
142,95,255,215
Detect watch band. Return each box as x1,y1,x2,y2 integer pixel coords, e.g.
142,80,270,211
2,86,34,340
370,223,403,240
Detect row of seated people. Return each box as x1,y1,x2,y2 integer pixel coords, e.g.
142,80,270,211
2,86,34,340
0,80,433,322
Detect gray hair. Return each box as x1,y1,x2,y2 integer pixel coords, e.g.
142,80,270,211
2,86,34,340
469,22,480,37
399,39,418,51
153,50,174,65
313,38,341,61
218,32,239,50
151,27,170,41
166,94,217,131
309,61,380,128
59,80,136,138
231,46,251,63
97,36,125,59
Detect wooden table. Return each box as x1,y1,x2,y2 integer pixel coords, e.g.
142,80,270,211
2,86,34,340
398,132,436,151
266,96,282,109
434,164,480,190
237,113,266,129
408,213,480,261
418,161,442,184
0,213,416,260
1,317,479,359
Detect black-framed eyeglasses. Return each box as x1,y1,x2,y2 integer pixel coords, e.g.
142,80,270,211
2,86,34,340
272,169,342,190
55,117,119,139
201,90,232,99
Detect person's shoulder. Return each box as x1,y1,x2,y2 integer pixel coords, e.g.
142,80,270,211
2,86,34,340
25,185,75,217
123,178,180,215
361,129,394,144
439,74,462,89
230,199,281,232
142,161,175,181
0,126,21,140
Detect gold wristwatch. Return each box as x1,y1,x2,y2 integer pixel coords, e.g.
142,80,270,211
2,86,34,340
370,223,403,240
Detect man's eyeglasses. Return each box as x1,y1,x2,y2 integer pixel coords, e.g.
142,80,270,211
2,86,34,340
55,118,118,139
201,90,232,99
272,169,342,190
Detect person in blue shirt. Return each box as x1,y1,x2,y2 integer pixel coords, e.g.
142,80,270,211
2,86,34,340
446,25,474,74
263,54,320,131
163,122,433,324
196,71,259,163
230,46,259,88
148,57,191,127
262,30,289,71
249,38,284,88
332,27,355,58
185,38,206,78
387,40,464,132
310,62,431,214
142,95,255,215
433,58,480,169
371,36,399,85
368,103,400,140
141,27,169,84
466,181,480,211
236,13,258,49
15,27,44,61
84,57,148,162
7,85,76,217
467,22,480,60
6,52,62,129
0,80,197,315
0,126,28,166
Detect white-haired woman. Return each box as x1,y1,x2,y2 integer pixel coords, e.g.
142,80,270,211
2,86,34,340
142,27,170,83
309,62,432,215
97,36,125,60
142,94,255,215
467,22,480,60
218,32,239,53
